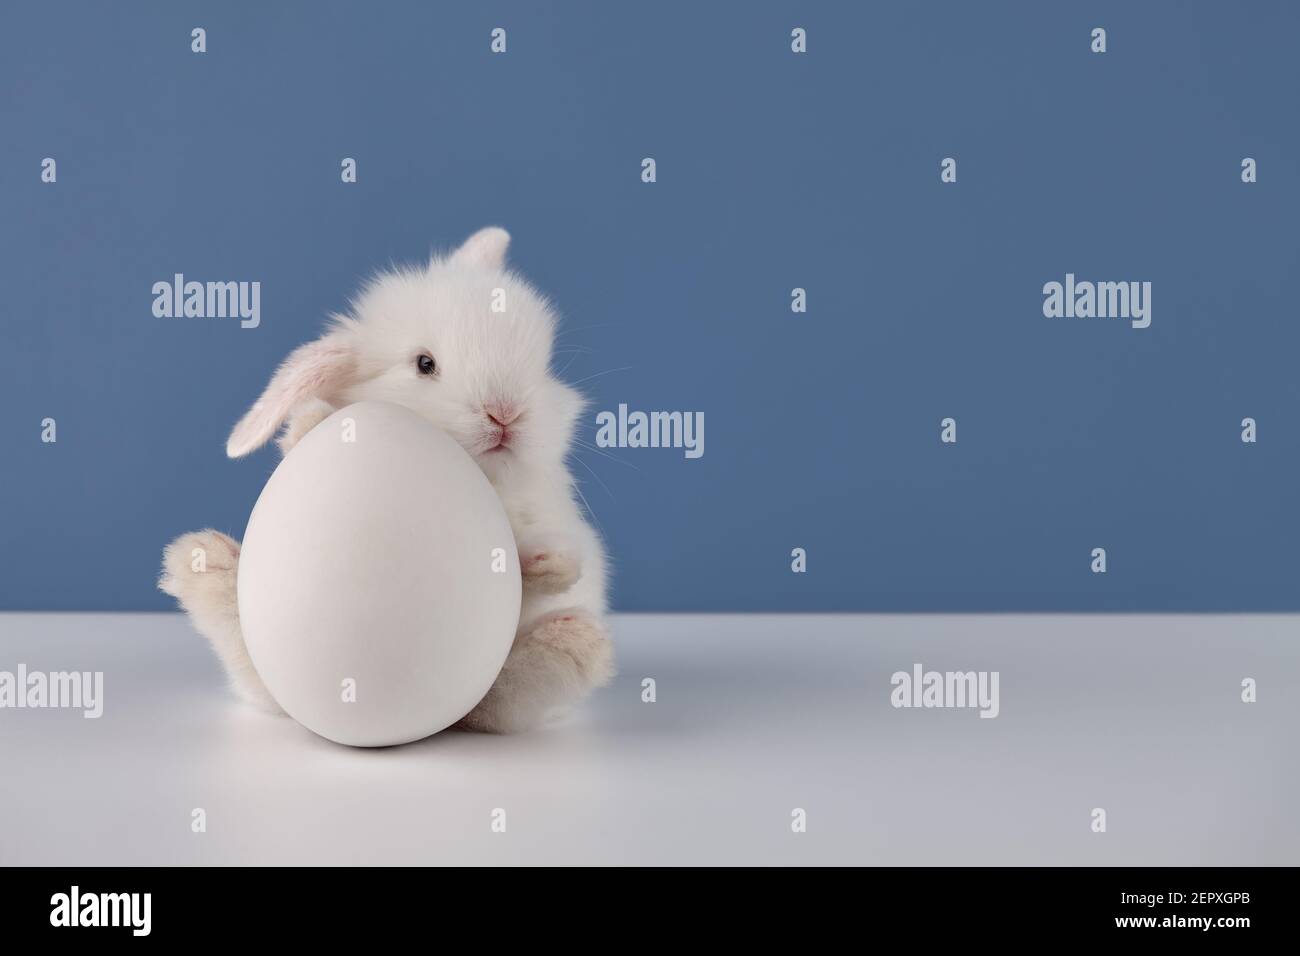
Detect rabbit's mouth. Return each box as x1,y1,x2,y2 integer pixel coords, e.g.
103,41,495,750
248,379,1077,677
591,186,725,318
483,422,515,453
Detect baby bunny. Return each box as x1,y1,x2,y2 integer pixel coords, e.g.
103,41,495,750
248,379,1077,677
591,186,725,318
160,227,613,733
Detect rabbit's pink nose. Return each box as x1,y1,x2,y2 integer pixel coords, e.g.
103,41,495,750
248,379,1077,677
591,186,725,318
486,405,521,427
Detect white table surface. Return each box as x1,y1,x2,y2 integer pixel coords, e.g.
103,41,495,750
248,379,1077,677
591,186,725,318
1,612,1296,866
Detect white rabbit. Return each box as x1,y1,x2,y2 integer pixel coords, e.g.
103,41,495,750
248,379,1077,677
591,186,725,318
159,227,613,734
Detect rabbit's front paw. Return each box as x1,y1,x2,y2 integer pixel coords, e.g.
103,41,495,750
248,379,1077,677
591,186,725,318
159,529,240,611
159,529,282,714
519,548,581,594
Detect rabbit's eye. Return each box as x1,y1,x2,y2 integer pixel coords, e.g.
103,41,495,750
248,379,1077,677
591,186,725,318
416,353,436,376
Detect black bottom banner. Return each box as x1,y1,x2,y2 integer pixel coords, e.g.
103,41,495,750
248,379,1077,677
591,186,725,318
0,866,1284,941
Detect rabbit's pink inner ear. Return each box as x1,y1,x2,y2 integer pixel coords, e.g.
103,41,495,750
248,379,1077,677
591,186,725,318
448,226,511,270
225,338,354,458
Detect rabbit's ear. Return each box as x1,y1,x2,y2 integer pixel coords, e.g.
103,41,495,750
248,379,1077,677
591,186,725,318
448,226,510,270
226,334,355,458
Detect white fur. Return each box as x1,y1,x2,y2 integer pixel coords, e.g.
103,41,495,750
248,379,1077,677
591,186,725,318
161,227,613,734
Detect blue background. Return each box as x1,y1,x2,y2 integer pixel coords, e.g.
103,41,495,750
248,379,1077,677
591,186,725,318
2,1,1298,611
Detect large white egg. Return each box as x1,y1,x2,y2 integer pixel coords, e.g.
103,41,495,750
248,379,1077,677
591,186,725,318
237,401,520,747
